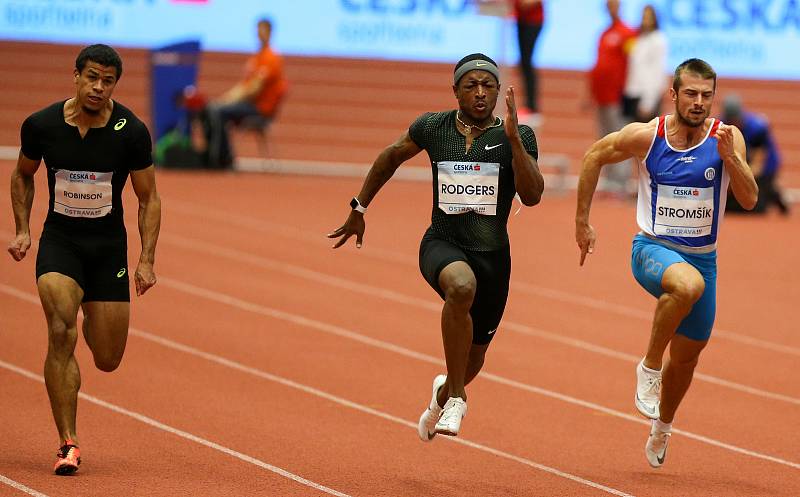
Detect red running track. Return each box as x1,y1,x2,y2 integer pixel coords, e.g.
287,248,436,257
1,162,799,496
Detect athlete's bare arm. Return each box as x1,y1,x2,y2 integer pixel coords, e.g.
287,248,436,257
130,165,161,295
328,132,422,249
504,86,544,206
714,124,758,209
575,120,655,266
8,151,41,261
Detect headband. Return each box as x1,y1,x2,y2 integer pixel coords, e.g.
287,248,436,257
453,59,500,85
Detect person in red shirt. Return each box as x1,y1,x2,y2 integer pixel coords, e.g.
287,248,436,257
206,18,288,167
513,0,544,124
588,0,636,194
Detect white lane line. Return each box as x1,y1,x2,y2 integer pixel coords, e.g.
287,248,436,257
8,270,796,411
0,288,635,496
159,233,800,407
163,202,800,357
126,327,636,497
0,357,350,497
145,278,799,471
0,475,49,497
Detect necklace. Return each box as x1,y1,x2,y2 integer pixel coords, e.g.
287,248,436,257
456,110,502,135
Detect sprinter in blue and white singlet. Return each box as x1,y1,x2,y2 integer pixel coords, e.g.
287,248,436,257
574,59,758,468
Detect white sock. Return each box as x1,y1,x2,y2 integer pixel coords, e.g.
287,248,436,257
654,419,672,433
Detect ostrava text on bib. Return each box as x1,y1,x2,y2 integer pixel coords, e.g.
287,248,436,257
437,161,500,215
54,169,113,218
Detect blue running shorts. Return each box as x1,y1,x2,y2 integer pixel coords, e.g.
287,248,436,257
631,234,717,341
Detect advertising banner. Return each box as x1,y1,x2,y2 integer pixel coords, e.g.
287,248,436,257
1,0,798,79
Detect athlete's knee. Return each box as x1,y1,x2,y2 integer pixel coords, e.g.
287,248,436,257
670,276,705,307
93,353,123,372
89,334,127,372
47,316,78,350
443,276,476,307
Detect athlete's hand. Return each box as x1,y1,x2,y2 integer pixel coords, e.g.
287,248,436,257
8,232,31,261
575,222,596,266
328,211,365,249
135,261,157,296
504,86,521,140
714,123,737,162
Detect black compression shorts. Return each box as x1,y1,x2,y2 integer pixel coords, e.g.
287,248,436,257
419,232,511,345
36,224,130,302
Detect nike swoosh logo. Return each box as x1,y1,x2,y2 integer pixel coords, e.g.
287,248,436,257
487,328,497,335
485,144,502,150
476,62,487,66
657,448,667,464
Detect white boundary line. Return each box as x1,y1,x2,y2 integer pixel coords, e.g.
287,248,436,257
0,475,48,497
9,273,787,473
5,280,797,474
0,287,635,496
0,357,349,497
163,199,800,358
159,232,800,407
147,278,800,470
3,274,799,470
126,327,636,497
3,279,799,493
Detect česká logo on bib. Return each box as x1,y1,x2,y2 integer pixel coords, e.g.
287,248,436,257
54,169,114,218
437,161,499,215
654,184,714,237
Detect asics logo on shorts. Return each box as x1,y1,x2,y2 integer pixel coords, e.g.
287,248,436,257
114,118,127,131
116,268,126,278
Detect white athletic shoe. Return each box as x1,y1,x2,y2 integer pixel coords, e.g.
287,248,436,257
635,359,662,419
417,375,447,442
434,397,468,437
645,421,671,468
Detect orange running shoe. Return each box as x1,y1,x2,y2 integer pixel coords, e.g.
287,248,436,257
53,440,81,475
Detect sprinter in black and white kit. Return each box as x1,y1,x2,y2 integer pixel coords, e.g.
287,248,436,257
329,53,544,439
7,44,161,475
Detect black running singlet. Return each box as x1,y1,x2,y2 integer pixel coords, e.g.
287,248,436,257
20,100,152,235
409,110,538,251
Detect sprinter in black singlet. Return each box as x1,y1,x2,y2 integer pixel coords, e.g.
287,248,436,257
7,44,161,475
329,53,544,440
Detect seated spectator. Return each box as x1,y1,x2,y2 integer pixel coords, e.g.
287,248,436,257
206,18,287,167
723,94,790,215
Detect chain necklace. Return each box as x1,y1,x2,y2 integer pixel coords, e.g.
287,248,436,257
456,110,502,135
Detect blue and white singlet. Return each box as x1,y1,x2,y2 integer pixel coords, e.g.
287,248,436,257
636,115,730,252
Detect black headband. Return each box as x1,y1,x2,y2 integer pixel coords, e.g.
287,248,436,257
454,58,500,85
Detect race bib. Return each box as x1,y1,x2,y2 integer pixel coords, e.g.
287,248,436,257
654,185,714,237
54,170,113,218
437,161,499,215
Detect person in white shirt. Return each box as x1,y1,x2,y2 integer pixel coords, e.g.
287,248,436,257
623,4,668,123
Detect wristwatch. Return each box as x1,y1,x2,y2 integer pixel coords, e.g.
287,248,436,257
350,196,367,214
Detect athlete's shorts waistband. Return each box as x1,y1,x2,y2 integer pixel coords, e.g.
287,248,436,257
638,232,716,254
